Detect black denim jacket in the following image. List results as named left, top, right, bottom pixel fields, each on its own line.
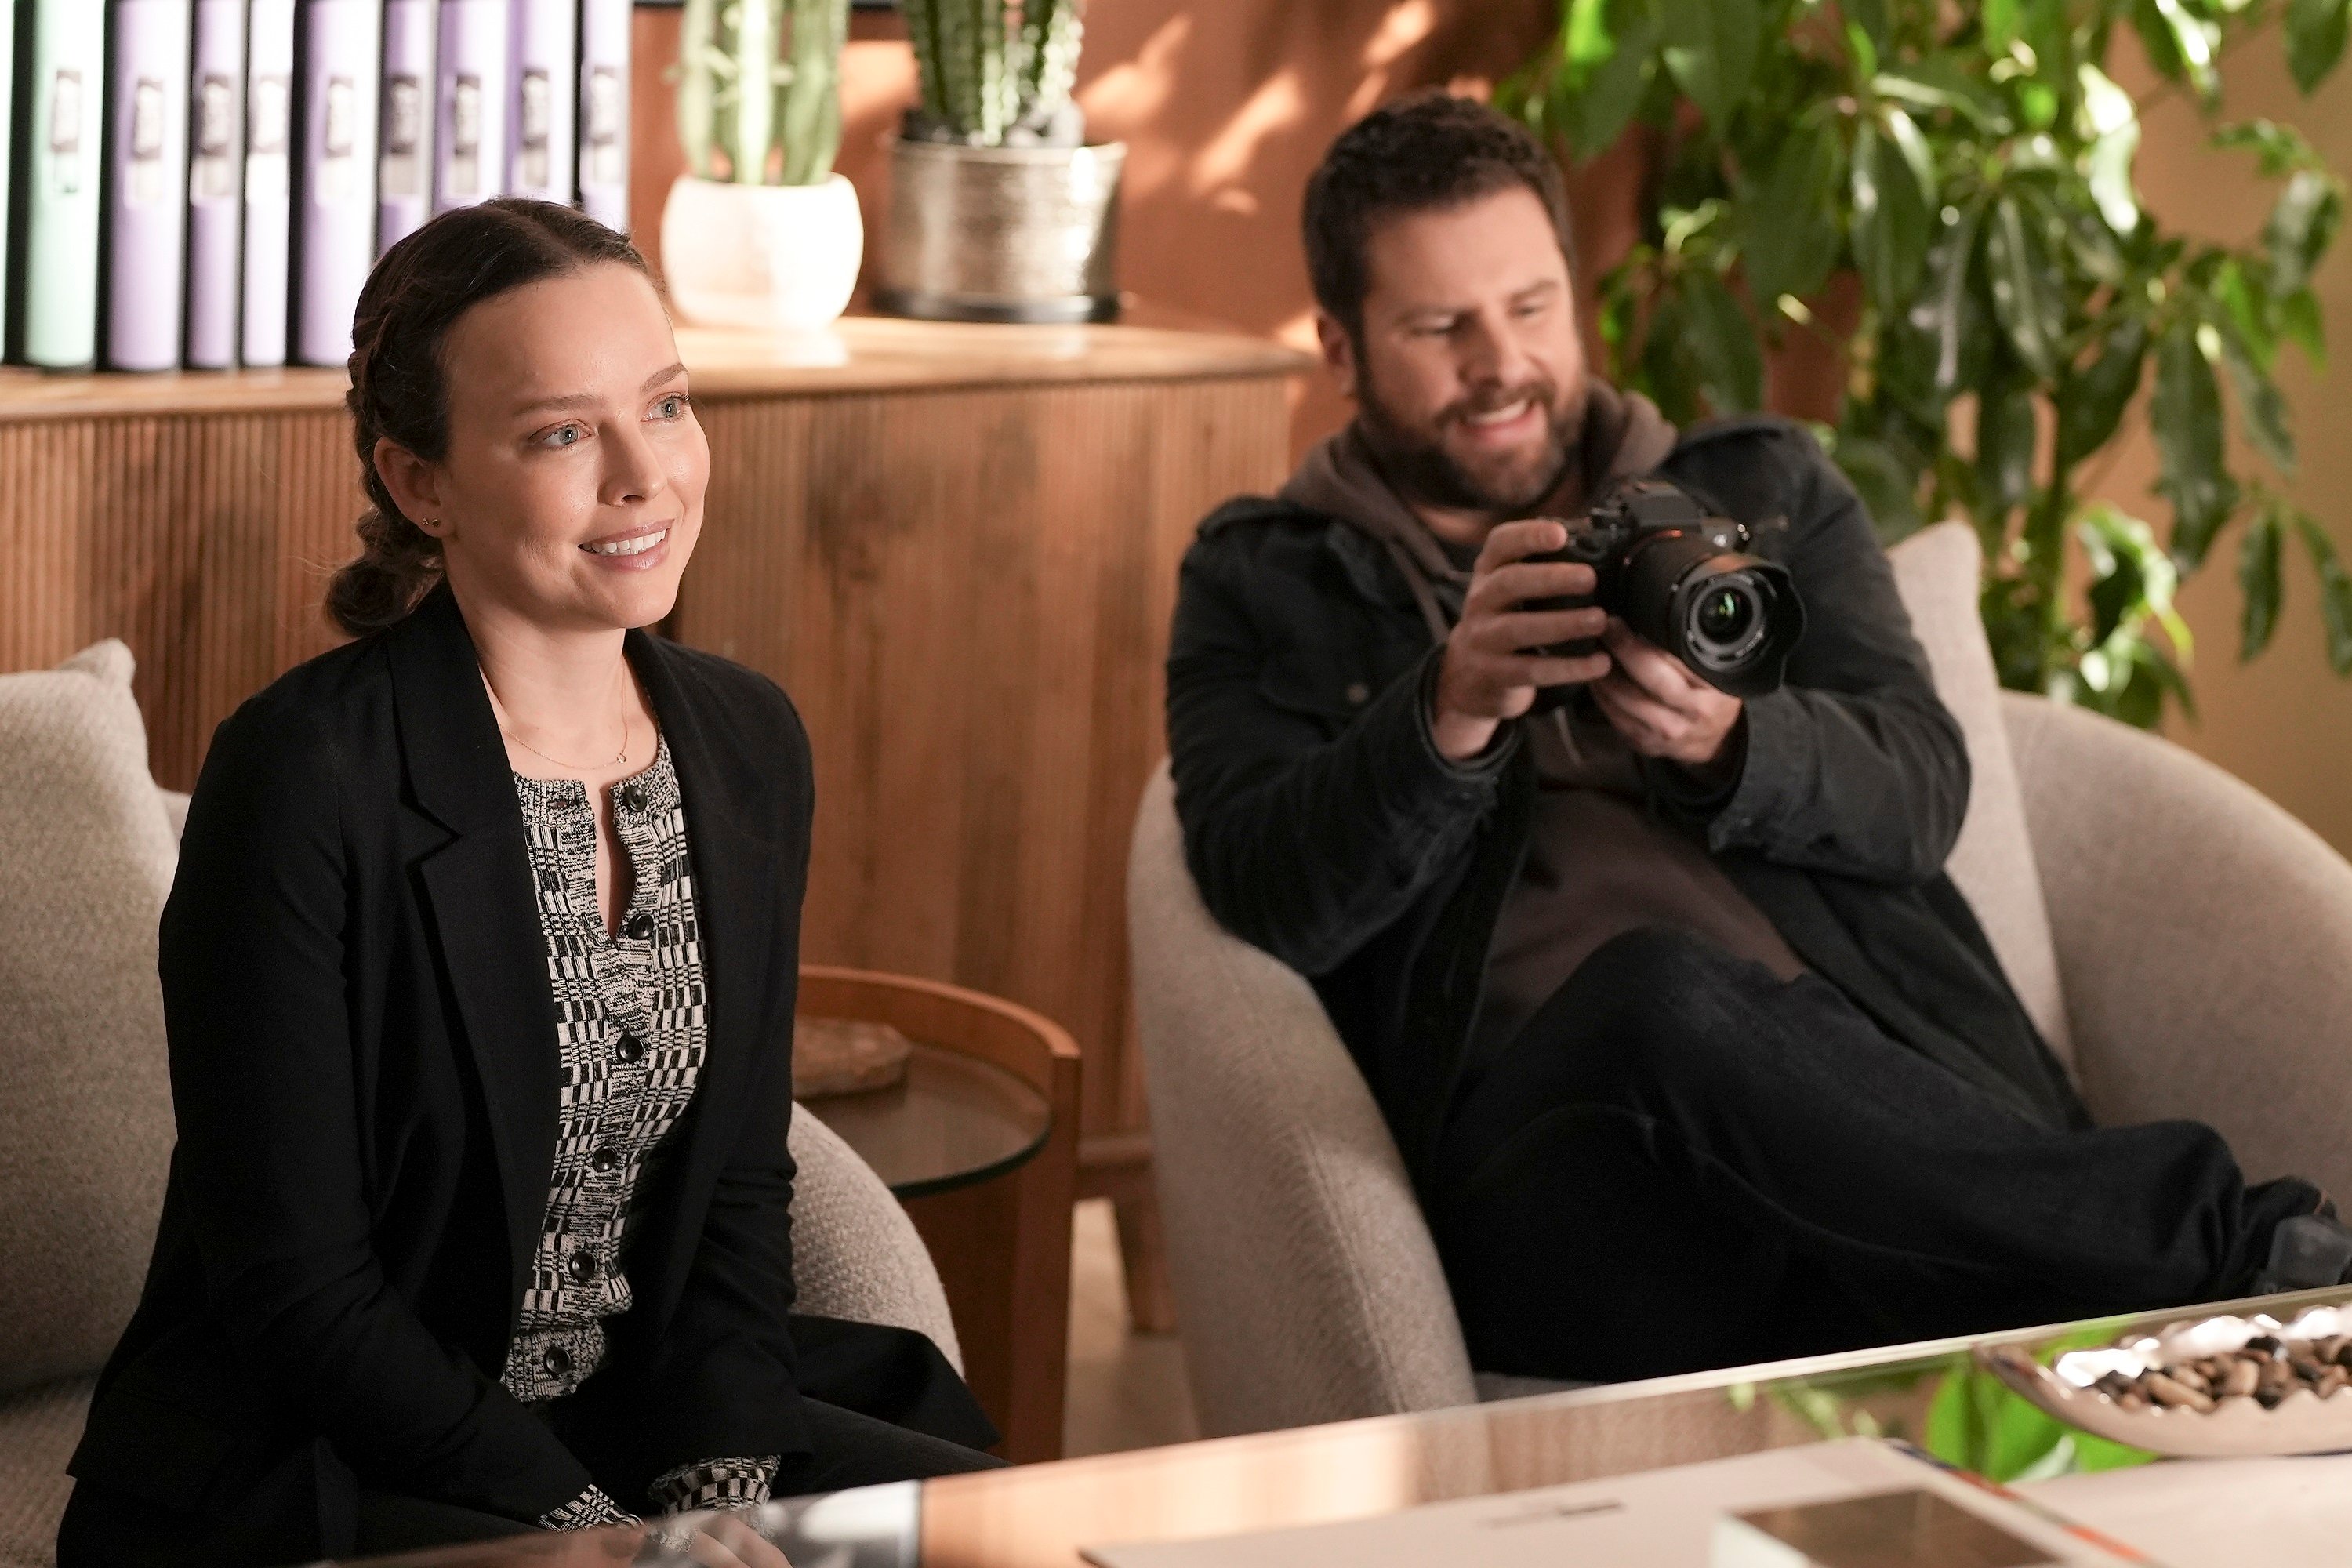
left=1165, top=414, right=2085, bottom=1185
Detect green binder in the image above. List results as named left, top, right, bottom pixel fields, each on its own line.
left=17, top=0, right=103, bottom=368
left=0, top=9, right=16, bottom=340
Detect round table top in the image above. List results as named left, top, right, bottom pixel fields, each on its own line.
left=799, top=1039, right=1052, bottom=1200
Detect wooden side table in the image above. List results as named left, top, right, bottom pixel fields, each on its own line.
left=797, top=965, right=1083, bottom=1465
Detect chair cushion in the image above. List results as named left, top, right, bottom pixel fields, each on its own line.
left=786, top=1106, right=963, bottom=1373
left=1882, top=524, right=2072, bottom=1064
left=0, top=1377, right=92, bottom=1568
left=0, top=643, right=179, bottom=1394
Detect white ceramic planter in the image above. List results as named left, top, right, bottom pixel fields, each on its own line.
left=660, top=172, right=863, bottom=332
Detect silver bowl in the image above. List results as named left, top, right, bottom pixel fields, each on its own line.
left=1978, top=1304, right=2352, bottom=1457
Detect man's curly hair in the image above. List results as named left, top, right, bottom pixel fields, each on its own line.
left=1303, top=90, right=1575, bottom=339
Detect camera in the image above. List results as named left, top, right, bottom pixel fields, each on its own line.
left=1523, top=477, right=1805, bottom=701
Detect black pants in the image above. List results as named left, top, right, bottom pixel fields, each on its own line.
left=1427, top=928, right=2319, bottom=1384
left=58, top=1319, right=1001, bottom=1566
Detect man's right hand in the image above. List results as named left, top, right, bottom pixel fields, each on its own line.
left=1428, top=519, right=1613, bottom=762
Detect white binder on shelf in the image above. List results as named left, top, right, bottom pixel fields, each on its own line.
left=185, top=0, right=246, bottom=368
left=241, top=0, right=298, bottom=367
left=577, top=0, right=630, bottom=232
left=506, top=0, right=573, bottom=204
left=377, top=0, right=435, bottom=252
left=434, top=0, right=507, bottom=214
left=106, top=0, right=194, bottom=372
left=293, top=0, right=381, bottom=366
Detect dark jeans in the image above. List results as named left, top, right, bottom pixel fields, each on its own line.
left=59, top=1318, right=1001, bottom=1568
left=59, top=1399, right=1003, bottom=1566
left=1428, top=927, right=2319, bottom=1384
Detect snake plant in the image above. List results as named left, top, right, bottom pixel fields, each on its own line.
left=674, top=0, right=848, bottom=186
left=901, top=0, right=1085, bottom=147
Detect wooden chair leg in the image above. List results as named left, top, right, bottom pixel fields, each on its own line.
left=1111, top=1184, right=1178, bottom=1334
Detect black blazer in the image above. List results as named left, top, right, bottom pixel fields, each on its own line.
left=69, top=585, right=815, bottom=1545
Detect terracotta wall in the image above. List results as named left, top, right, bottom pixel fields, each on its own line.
left=630, top=5, right=2352, bottom=856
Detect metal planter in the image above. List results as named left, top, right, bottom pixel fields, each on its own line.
left=876, top=139, right=1125, bottom=324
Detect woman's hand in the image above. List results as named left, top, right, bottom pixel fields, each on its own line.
left=635, top=1512, right=793, bottom=1568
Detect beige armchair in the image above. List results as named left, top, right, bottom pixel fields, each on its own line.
left=0, top=644, right=959, bottom=1568
left=1129, top=523, right=2352, bottom=1439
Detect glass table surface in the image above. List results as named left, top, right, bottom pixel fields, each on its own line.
left=799, top=1040, right=1052, bottom=1200
left=347, top=1283, right=2352, bottom=1568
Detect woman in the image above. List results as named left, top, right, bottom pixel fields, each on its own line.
left=58, top=201, right=997, bottom=1567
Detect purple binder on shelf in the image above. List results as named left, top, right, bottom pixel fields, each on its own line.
left=434, top=0, right=508, bottom=213
left=506, top=0, right=573, bottom=204
left=294, top=0, right=382, bottom=366
left=106, top=0, right=195, bottom=372
left=378, top=0, right=435, bottom=252
left=242, top=0, right=298, bottom=368
left=577, top=0, right=630, bottom=232
left=185, top=0, right=246, bottom=368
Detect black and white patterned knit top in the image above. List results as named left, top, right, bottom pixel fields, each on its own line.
left=506, top=735, right=779, bottom=1529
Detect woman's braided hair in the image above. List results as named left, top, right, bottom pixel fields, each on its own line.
left=327, top=198, right=652, bottom=637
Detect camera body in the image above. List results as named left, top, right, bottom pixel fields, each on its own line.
left=1523, top=477, right=1806, bottom=701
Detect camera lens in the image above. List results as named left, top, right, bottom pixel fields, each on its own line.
left=1696, top=586, right=1755, bottom=646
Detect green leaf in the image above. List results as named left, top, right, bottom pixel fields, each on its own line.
left=2280, top=285, right=2327, bottom=367
left=1846, top=0, right=1889, bottom=56
left=2267, top=169, right=2344, bottom=296
left=2240, top=506, right=2285, bottom=659
left=2153, top=323, right=2241, bottom=567
left=1851, top=120, right=1933, bottom=314
left=2210, top=258, right=2277, bottom=371
left=2213, top=316, right=2296, bottom=474
left=1913, top=199, right=1988, bottom=402
left=1976, top=372, right=2038, bottom=521
left=1874, top=60, right=2012, bottom=132
left=2292, top=514, right=2352, bottom=673
left=2059, top=316, right=2149, bottom=466
left=1745, top=125, right=1845, bottom=307
left=1638, top=289, right=1704, bottom=423
left=1659, top=0, right=1761, bottom=129
left=2076, top=64, right=2140, bottom=235
left=2296, top=517, right=2352, bottom=672
left=2214, top=118, right=2323, bottom=180
left=2140, top=0, right=2220, bottom=100
left=1555, top=0, right=1661, bottom=158
left=2288, top=0, right=2351, bottom=93
left=1987, top=194, right=2067, bottom=379
left=1679, top=268, right=1765, bottom=411
left=1983, top=0, right=2023, bottom=53
left=1830, top=432, right=1924, bottom=541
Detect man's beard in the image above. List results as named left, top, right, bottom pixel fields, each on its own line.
left=1358, top=374, right=1586, bottom=517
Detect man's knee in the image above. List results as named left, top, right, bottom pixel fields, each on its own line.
left=1559, top=927, right=1769, bottom=1084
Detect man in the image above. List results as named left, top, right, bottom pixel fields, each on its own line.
left=1165, top=92, right=2350, bottom=1383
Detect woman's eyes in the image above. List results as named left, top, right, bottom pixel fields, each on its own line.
left=530, top=395, right=689, bottom=449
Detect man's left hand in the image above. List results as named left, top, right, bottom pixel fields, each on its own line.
left=1592, top=619, right=1744, bottom=774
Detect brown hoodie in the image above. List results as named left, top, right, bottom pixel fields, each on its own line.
left=1280, top=385, right=1803, bottom=1070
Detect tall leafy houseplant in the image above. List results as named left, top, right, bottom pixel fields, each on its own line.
left=1501, top=0, right=2352, bottom=726
left=675, top=0, right=849, bottom=185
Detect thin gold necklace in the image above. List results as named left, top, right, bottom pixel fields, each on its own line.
left=490, top=664, right=631, bottom=772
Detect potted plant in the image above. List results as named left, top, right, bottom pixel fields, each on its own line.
left=662, top=0, right=858, bottom=332
left=877, top=0, right=1123, bottom=322
left=1501, top=0, right=2352, bottom=728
